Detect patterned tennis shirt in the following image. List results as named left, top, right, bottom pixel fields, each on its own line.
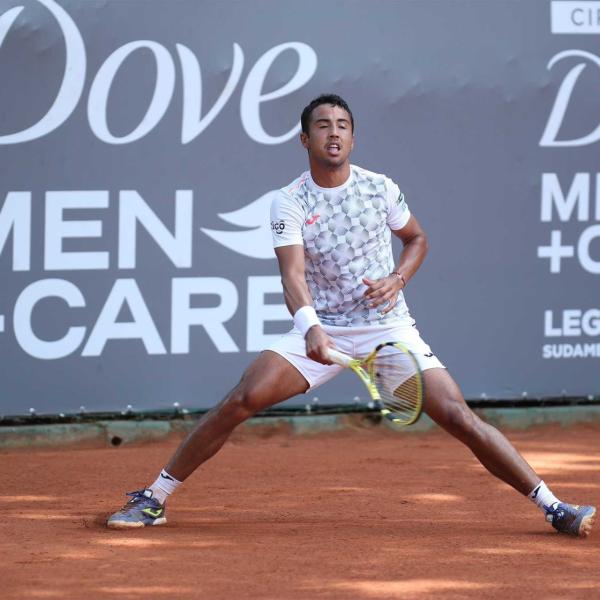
left=270, top=165, right=413, bottom=327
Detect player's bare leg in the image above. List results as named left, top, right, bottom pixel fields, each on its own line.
left=165, top=350, right=309, bottom=481
left=422, top=368, right=539, bottom=494
left=107, top=351, right=308, bottom=528
left=422, top=368, right=596, bottom=536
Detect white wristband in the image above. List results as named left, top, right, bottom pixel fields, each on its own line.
left=293, top=305, right=321, bottom=337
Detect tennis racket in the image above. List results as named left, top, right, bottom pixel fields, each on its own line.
left=328, top=342, right=424, bottom=426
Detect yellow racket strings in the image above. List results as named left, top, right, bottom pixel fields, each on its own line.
left=370, top=348, right=422, bottom=421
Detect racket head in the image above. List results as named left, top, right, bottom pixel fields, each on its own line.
left=328, top=347, right=381, bottom=400
left=366, top=341, right=424, bottom=426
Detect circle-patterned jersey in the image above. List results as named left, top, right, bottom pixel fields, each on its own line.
left=271, top=165, right=412, bottom=326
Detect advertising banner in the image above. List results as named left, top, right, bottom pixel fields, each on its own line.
left=0, top=0, right=598, bottom=415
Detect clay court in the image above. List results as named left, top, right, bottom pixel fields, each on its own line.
left=3, top=421, right=599, bottom=600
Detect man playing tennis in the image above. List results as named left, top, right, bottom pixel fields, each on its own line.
left=108, top=94, right=595, bottom=537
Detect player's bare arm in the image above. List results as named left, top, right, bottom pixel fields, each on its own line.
left=363, top=215, right=428, bottom=315
left=275, top=245, right=334, bottom=365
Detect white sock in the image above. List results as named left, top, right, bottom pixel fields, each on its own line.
left=528, top=480, right=560, bottom=514
left=148, top=469, right=181, bottom=505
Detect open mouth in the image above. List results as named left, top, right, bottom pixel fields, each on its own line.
left=326, top=143, right=341, bottom=154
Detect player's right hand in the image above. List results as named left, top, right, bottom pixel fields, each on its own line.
left=305, top=326, right=335, bottom=365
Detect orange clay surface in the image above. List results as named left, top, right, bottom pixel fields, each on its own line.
left=2, top=421, right=600, bottom=600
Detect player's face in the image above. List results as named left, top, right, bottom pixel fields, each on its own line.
left=301, top=104, right=354, bottom=168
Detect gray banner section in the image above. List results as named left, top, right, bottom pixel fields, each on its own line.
left=0, top=0, right=598, bottom=415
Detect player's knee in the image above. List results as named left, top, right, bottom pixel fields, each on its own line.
left=443, top=402, right=479, bottom=441
left=223, top=385, right=263, bottom=423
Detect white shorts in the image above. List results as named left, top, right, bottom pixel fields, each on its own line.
left=267, top=321, right=445, bottom=391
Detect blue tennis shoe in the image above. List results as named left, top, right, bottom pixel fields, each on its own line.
left=545, top=502, right=596, bottom=537
left=107, top=489, right=166, bottom=529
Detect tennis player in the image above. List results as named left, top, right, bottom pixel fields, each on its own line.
left=108, top=94, right=595, bottom=537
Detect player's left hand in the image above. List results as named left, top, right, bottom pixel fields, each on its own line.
left=362, top=275, right=405, bottom=315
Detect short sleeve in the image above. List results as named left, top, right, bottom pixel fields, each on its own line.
left=270, top=190, right=305, bottom=247
left=385, top=178, right=411, bottom=230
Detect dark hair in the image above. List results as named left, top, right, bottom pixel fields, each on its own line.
left=300, top=94, right=354, bottom=134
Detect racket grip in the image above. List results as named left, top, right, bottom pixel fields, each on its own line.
left=327, top=348, right=353, bottom=367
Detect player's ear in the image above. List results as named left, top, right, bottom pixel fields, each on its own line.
left=300, top=131, right=309, bottom=149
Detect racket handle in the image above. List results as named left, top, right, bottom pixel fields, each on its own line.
left=327, top=348, right=353, bottom=367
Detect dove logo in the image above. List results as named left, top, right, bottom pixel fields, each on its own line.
left=0, top=0, right=318, bottom=145
left=200, top=191, right=278, bottom=259
left=540, top=50, right=600, bottom=147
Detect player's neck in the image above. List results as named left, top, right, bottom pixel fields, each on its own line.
left=309, top=162, right=351, bottom=188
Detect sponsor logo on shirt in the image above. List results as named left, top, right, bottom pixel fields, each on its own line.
left=305, top=214, right=320, bottom=225
left=271, top=220, right=286, bottom=234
